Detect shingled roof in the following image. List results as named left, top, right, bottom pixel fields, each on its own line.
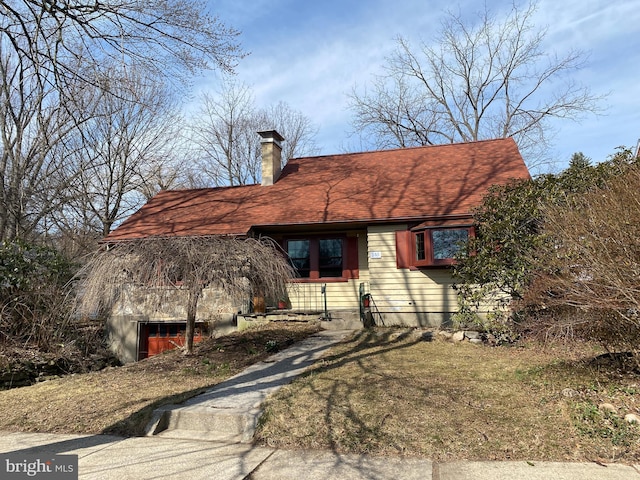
left=105, top=138, right=530, bottom=241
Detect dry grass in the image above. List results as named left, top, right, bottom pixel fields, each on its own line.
left=255, top=328, right=640, bottom=464
left=2, top=324, right=639, bottom=463
left=0, top=321, right=320, bottom=436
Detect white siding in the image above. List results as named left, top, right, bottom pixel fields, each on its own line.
left=287, top=233, right=368, bottom=313
left=367, top=224, right=458, bottom=327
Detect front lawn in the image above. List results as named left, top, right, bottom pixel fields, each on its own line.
left=255, top=328, right=640, bottom=463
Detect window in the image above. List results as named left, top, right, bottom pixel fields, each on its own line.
left=416, top=228, right=470, bottom=265
left=285, top=236, right=358, bottom=281
left=319, top=239, right=343, bottom=277
left=432, top=228, right=469, bottom=260
left=415, top=232, right=425, bottom=262
left=287, top=240, right=310, bottom=278
left=396, top=226, right=473, bottom=268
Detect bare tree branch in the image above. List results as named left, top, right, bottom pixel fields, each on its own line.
left=0, top=45, right=81, bottom=241
left=0, top=0, right=244, bottom=92
left=189, top=78, right=318, bottom=187
left=59, top=64, right=184, bottom=237
left=349, top=1, right=603, bottom=168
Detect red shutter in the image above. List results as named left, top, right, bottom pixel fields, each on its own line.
left=395, top=230, right=413, bottom=269
left=344, top=236, right=359, bottom=279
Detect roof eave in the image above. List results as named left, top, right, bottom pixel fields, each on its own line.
left=249, top=213, right=475, bottom=233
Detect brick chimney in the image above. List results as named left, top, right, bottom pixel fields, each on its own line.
left=258, top=130, right=284, bottom=186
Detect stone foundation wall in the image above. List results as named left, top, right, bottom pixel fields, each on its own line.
left=107, top=284, right=243, bottom=363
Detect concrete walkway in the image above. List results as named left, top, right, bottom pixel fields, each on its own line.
left=2, top=329, right=640, bottom=479
left=1, top=431, right=639, bottom=479
left=145, top=329, right=350, bottom=443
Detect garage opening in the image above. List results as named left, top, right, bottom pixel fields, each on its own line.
left=138, top=322, right=206, bottom=360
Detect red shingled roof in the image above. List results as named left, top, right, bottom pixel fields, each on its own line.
left=105, top=138, right=530, bottom=241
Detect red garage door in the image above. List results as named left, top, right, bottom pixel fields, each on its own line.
left=138, top=323, right=204, bottom=360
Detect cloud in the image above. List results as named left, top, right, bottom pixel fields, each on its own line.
left=531, top=0, right=640, bottom=163
left=202, top=0, right=640, bottom=165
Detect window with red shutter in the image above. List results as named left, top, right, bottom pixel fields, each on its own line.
left=396, top=226, right=474, bottom=268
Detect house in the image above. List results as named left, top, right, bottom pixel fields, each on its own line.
left=105, top=131, right=530, bottom=362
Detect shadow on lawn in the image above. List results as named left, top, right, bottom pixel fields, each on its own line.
left=322, top=329, right=426, bottom=453
left=312, top=327, right=425, bottom=377
left=248, top=328, right=640, bottom=462
left=256, top=327, right=428, bottom=454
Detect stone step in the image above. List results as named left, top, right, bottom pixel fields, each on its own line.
left=213, top=313, right=237, bottom=335
left=320, top=317, right=362, bottom=330
left=147, top=406, right=262, bottom=444
left=155, top=429, right=245, bottom=444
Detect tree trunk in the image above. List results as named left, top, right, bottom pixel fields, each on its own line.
left=185, top=287, right=201, bottom=354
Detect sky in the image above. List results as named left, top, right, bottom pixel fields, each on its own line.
left=201, top=0, right=640, bottom=172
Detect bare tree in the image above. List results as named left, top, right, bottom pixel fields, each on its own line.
left=191, top=79, right=257, bottom=186
left=349, top=1, right=601, bottom=167
left=0, top=0, right=243, bottom=92
left=77, top=235, right=294, bottom=354
left=190, top=78, right=318, bottom=187
left=136, top=151, right=191, bottom=202
left=0, top=1, right=242, bottom=246
left=60, top=65, right=184, bottom=237
left=259, top=101, right=319, bottom=165
left=0, top=47, right=80, bottom=241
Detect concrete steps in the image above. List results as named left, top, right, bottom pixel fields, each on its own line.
left=149, top=406, right=262, bottom=443
left=155, top=429, right=244, bottom=443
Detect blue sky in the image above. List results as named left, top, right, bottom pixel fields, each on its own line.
left=203, top=0, right=640, bottom=171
